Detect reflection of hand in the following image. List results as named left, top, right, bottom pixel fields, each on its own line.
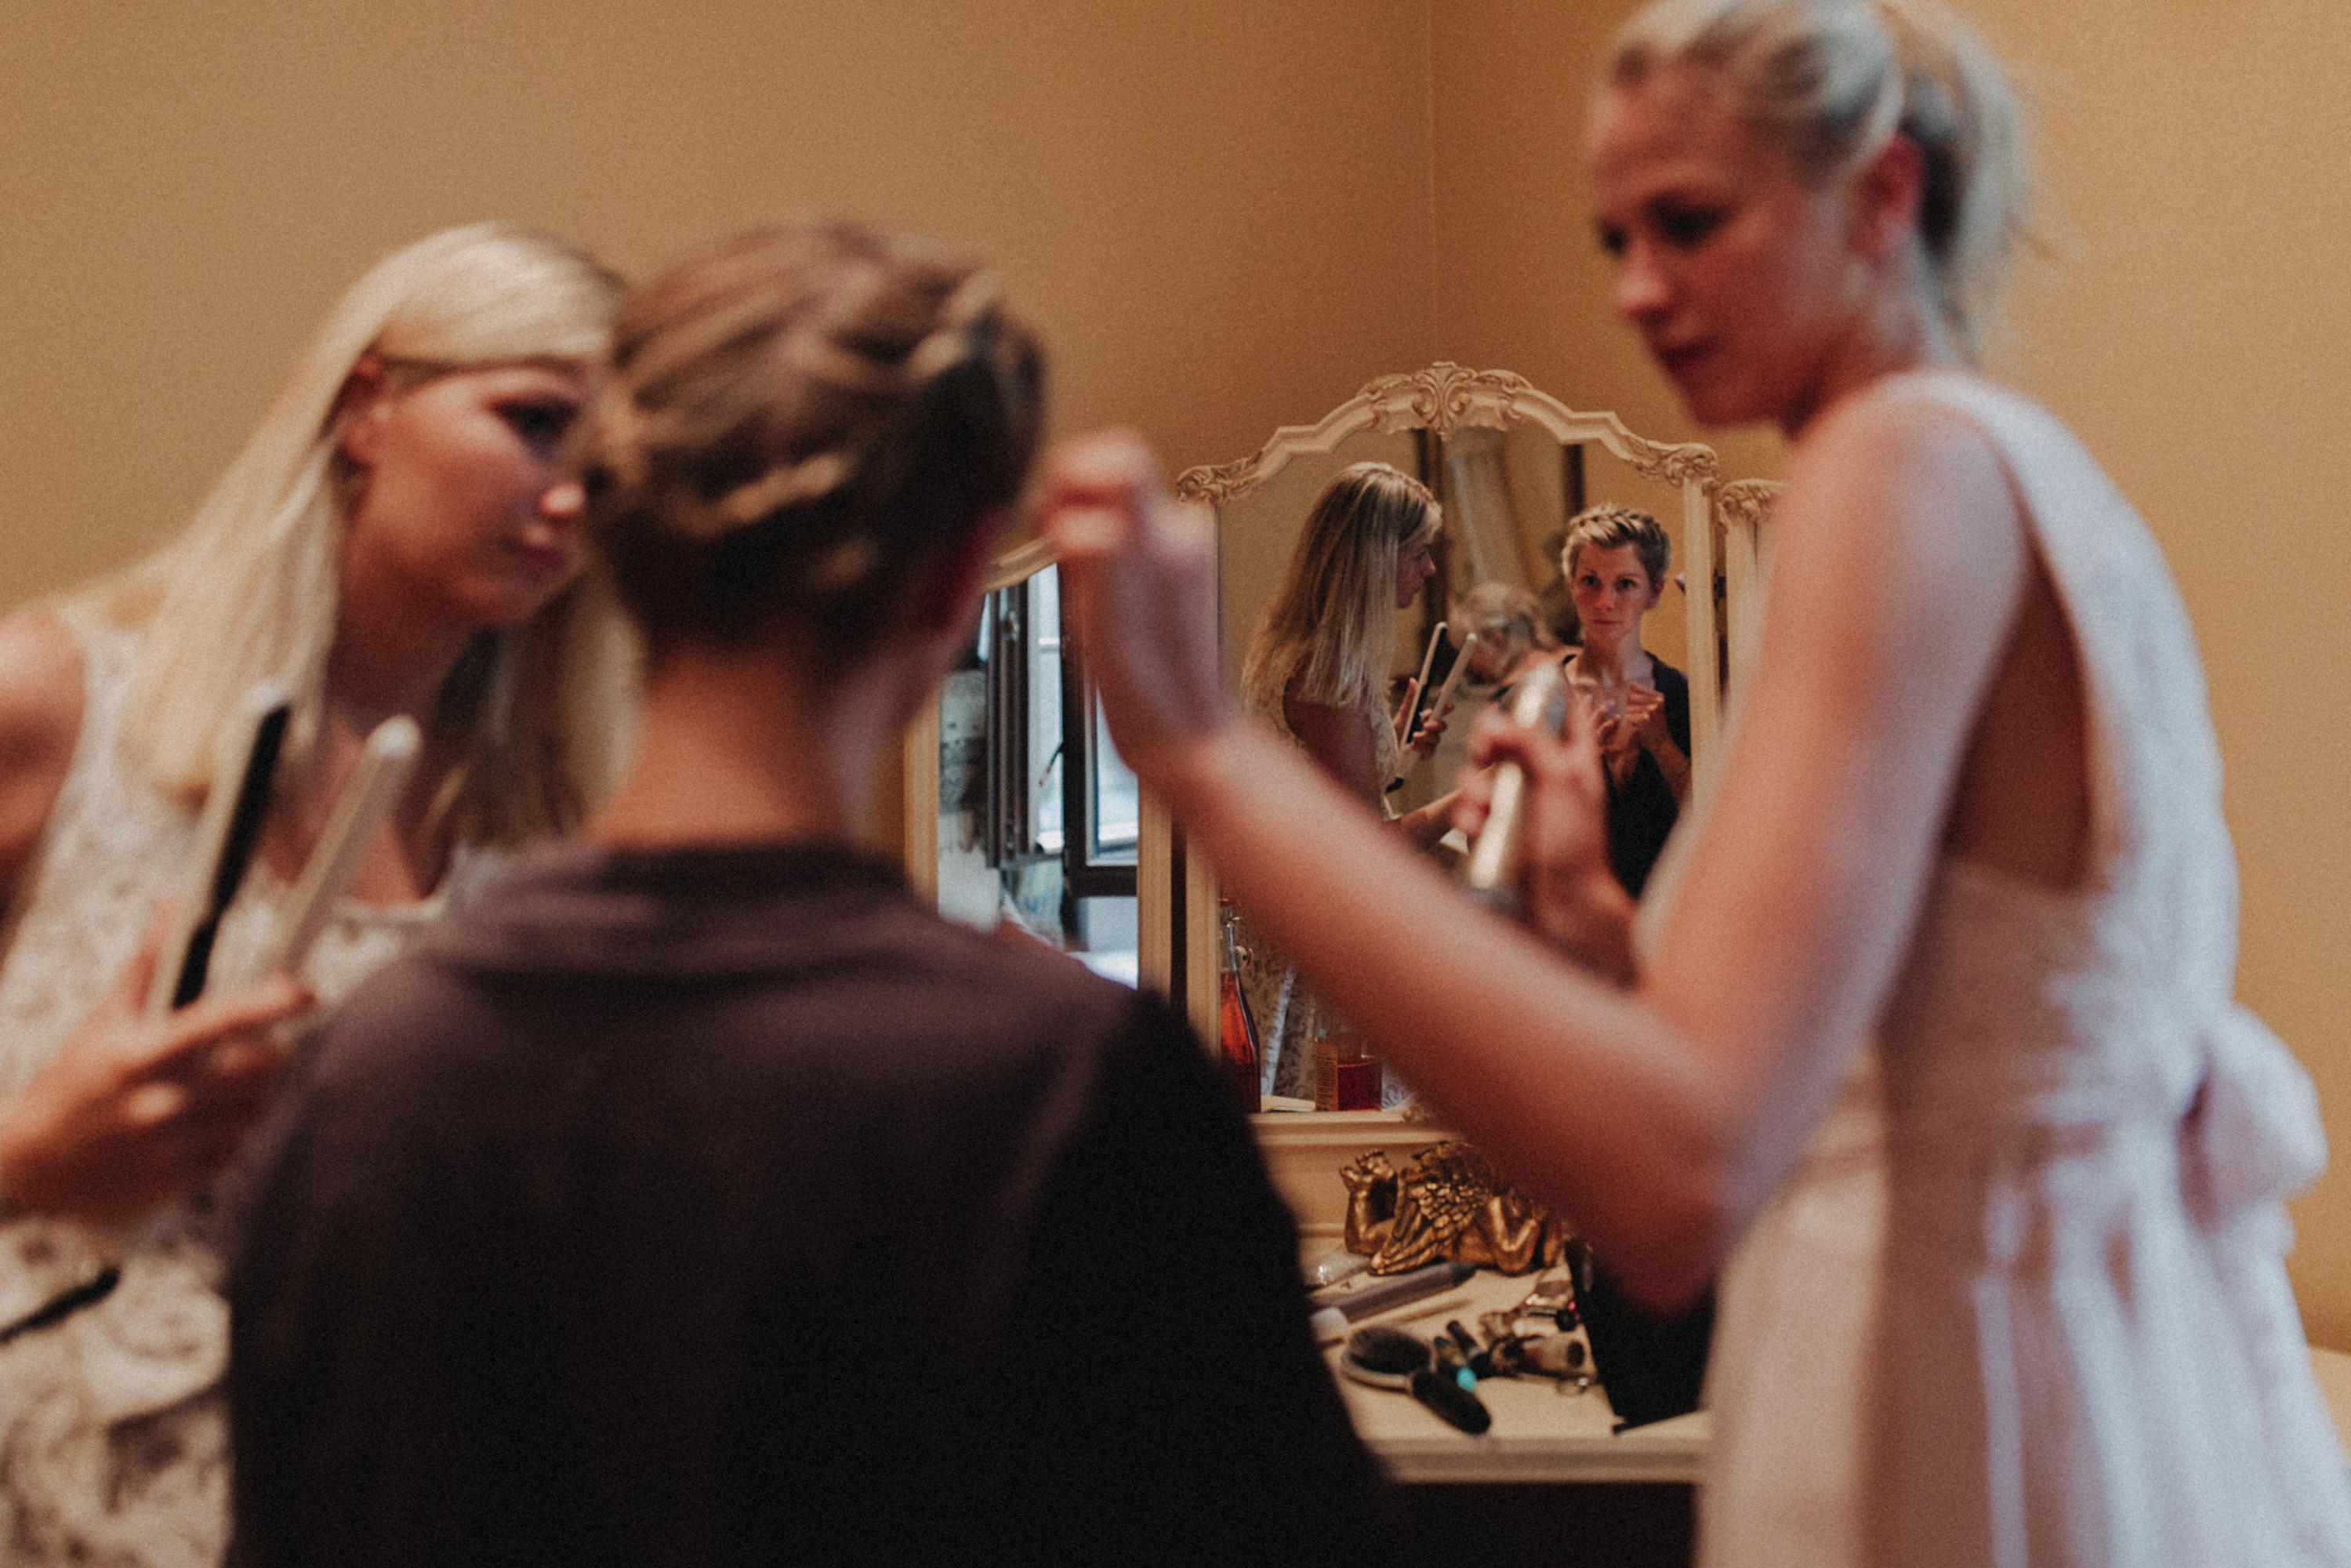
left=0, top=909, right=312, bottom=1226
left=1621, top=683, right=1667, bottom=750
left=1039, top=433, right=1233, bottom=782
left=1452, top=694, right=1634, bottom=981
left=1395, top=678, right=1449, bottom=758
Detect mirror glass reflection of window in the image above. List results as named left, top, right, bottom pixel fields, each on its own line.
left=934, top=563, right=1139, bottom=985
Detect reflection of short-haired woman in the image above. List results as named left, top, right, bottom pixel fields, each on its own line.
left=1240, top=462, right=1453, bottom=846
left=1560, top=504, right=1689, bottom=896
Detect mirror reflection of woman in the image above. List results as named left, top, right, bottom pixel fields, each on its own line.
left=1239, top=462, right=1454, bottom=848
left=0, top=224, right=626, bottom=1566
left=1043, top=0, right=2351, bottom=1562
left=1559, top=505, right=1690, bottom=897
left=1235, top=462, right=1450, bottom=1105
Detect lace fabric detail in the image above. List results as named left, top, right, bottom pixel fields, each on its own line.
left=0, top=614, right=495, bottom=1567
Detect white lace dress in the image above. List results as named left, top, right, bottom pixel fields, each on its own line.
left=1656, top=372, right=2351, bottom=1567
left=0, top=611, right=496, bottom=1567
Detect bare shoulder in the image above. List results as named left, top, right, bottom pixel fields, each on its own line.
left=1775, top=383, right=2029, bottom=624
left=0, top=608, right=86, bottom=895
left=1791, top=385, right=2020, bottom=544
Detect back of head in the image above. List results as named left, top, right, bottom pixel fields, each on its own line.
left=584, top=224, right=1045, bottom=671
left=1562, top=503, right=1671, bottom=590
left=1452, top=582, right=1550, bottom=667
left=1242, top=462, right=1438, bottom=715
left=121, top=223, right=627, bottom=835
left=1606, top=0, right=2030, bottom=361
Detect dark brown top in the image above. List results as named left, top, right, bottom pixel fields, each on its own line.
left=229, top=840, right=1388, bottom=1567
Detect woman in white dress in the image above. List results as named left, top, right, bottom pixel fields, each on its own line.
left=0, top=224, right=629, bottom=1565
left=1040, top=0, right=2351, bottom=1562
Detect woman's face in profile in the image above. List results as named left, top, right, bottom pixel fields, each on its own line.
left=1394, top=526, right=1438, bottom=609
left=339, top=361, right=600, bottom=631
left=1586, top=64, right=1860, bottom=428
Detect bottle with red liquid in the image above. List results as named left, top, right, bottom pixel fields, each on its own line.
left=1309, top=1000, right=1381, bottom=1112
left=1216, top=902, right=1261, bottom=1116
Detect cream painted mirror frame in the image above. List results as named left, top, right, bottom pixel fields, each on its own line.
left=1172, top=362, right=1780, bottom=1063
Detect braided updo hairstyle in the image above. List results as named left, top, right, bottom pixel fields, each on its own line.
left=1605, top=0, right=2030, bottom=362
left=585, top=223, right=1045, bottom=666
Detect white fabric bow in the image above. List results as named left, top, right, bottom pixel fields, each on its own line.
left=2182, top=1003, right=2327, bottom=1232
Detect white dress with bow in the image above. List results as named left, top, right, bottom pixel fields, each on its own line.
left=1671, top=372, right=2351, bottom=1567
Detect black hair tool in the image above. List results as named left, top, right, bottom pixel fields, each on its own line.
left=1340, top=1324, right=1492, bottom=1436
left=147, top=680, right=294, bottom=1016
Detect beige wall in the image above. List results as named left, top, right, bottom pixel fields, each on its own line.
left=0, top=0, right=1436, bottom=615
left=12, top=0, right=2351, bottom=1344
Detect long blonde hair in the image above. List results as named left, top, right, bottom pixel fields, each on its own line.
left=1242, top=462, right=1439, bottom=720
left=87, top=223, right=631, bottom=845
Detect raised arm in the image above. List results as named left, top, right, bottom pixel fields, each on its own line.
left=1043, top=401, right=2041, bottom=1305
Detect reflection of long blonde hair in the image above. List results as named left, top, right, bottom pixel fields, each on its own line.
left=87, top=223, right=632, bottom=845
left=1242, top=462, right=1437, bottom=721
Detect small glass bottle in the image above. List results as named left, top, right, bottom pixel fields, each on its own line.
left=1216, top=901, right=1262, bottom=1116
left=1311, top=1003, right=1381, bottom=1112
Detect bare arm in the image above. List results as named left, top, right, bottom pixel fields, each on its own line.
left=1286, top=686, right=1459, bottom=850
left=1043, top=404, right=2038, bottom=1305
left=1283, top=688, right=1384, bottom=808
left=0, top=608, right=87, bottom=913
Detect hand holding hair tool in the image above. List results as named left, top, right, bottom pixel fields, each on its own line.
left=259, top=715, right=420, bottom=978
left=8, top=681, right=295, bottom=1347
left=147, top=681, right=294, bottom=1017
left=1427, top=630, right=1483, bottom=719
left=1390, top=621, right=1449, bottom=782
left=1406, top=621, right=1447, bottom=728
left=1464, top=663, right=1566, bottom=899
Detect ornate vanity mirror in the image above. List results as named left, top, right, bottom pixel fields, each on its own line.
left=898, top=366, right=1776, bottom=1241
left=1174, top=363, right=1776, bottom=1205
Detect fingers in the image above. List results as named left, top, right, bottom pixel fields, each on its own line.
left=1041, top=500, right=1130, bottom=559
left=1449, top=761, right=1496, bottom=840
left=1041, top=433, right=1216, bottom=570
left=139, top=975, right=311, bottom=1080
left=1041, top=427, right=1164, bottom=502
left=95, top=905, right=173, bottom=1023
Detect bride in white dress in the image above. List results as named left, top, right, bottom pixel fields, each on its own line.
left=1038, top=0, right=2351, bottom=1563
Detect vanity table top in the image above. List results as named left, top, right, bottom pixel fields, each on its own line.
left=1330, top=1269, right=2351, bottom=1488
left=1321, top=1266, right=1707, bottom=1485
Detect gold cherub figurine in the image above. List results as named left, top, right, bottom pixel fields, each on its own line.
left=1342, top=1143, right=1569, bottom=1276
